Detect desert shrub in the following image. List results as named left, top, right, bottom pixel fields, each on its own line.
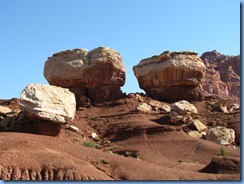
left=99, top=158, right=109, bottom=164
left=82, top=140, right=100, bottom=149
left=217, top=148, right=228, bottom=157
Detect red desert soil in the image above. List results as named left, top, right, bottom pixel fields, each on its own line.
left=0, top=97, right=240, bottom=180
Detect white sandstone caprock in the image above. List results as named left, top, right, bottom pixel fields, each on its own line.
left=19, top=84, right=76, bottom=124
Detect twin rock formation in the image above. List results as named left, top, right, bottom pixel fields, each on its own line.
left=18, top=47, right=240, bottom=135
left=44, top=48, right=208, bottom=104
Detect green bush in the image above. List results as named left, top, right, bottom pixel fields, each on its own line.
left=99, top=158, right=109, bottom=164
left=82, top=140, right=100, bottom=149
left=217, top=148, right=228, bottom=157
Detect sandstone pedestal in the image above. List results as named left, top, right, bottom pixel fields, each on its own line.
left=44, top=47, right=126, bottom=105
left=133, top=51, right=206, bottom=102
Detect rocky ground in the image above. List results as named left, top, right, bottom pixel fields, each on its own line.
left=0, top=94, right=240, bottom=180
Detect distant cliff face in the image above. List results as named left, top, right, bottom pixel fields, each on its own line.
left=200, top=50, right=240, bottom=100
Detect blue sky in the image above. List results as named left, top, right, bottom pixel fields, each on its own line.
left=0, top=0, right=240, bottom=99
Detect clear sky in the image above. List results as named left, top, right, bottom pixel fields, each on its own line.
left=0, top=0, right=240, bottom=99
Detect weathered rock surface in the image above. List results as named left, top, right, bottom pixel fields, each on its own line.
left=200, top=50, right=240, bottom=99
left=133, top=51, right=206, bottom=102
left=19, top=84, right=76, bottom=124
left=169, top=100, right=198, bottom=123
left=191, top=119, right=207, bottom=132
left=44, top=47, right=126, bottom=104
left=205, top=126, right=235, bottom=145
left=136, top=103, right=152, bottom=113
left=187, top=130, right=206, bottom=139
left=0, top=106, right=12, bottom=115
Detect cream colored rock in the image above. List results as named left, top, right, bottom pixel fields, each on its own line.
left=0, top=106, right=12, bottom=115
left=188, top=130, right=206, bottom=139
left=170, top=100, right=197, bottom=123
left=44, top=47, right=126, bottom=88
left=136, top=103, right=152, bottom=113
left=66, top=124, right=79, bottom=133
left=219, top=104, right=229, bottom=113
left=205, top=126, right=235, bottom=145
left=19, top=84, right=76, bottom=124
left=91, top=132, right=98, bottom=140
left=229, top=103, right=240, bottom=112
left=191, top=119, right=207, bottom=132
left=161, top=104, right=171, bottom=113
left=171, top=100, right=197, bottom=115
left=133, top=51, right=206, bottom=101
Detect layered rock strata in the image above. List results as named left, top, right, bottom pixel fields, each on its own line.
left=44, top=47, right=126, bottom=104
left=133, top=51, right=206, bottom=102
left=200, top=50, right=240, bottom=99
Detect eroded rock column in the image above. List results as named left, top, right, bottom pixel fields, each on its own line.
left=44, top=47, right=126, bottom=105
left=133, top=51, right=206, bottom=102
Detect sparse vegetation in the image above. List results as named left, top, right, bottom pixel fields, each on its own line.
left=217, top=148, right=228, bottom=157
left=72, top=139, right=79, bottom=143
left=89, top=116, right=100, bottom=121
left=99, top=158, right=109, bottom=164
left=82, top=140, right=100, bottom=149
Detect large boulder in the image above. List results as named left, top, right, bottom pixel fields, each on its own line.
left=133, top=51, right=206, bottom=102
left=205, top=126, right=235, bottom=145
left=44, top=47, right=126, bottom=104
left=19, top=84, right=76, bottom=124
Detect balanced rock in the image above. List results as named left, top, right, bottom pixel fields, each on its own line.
left=169, top=100, right=198, bottom=123
left=133, top=51, right=206, bottom=102
left=205, top=126, right=235, bottom=145
left=44, top=47, right=126, bottom=104
left=19, top=84, right=76, bottom=124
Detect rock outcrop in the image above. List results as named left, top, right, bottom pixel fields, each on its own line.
left=44, top=47, right=126, bottom=104
left=0, top=106, right=12, bottom=115
left=205, top=126, right=235, bottom=145
left=19, top=84, right=76, bottom=124
left=133, top=51, right=206, bottom=102
left=136, top=103, right=152, bottom=113
left=200, top=50, right=240, bottom=99
left=169, top=100, right=198, bottom=123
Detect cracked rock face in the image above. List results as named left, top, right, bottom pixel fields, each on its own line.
left=44, top=47, right=125, bottom=88
left=200, top=50, right=240, bottom=99
left=19, top=84, right=76, bottom=124
left=133, top=51, right=206, bottom=102
left=44, top=47, right=126, bottom=104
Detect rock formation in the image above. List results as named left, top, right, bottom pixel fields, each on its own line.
left=200, top=50, right=240, bottom=99
left=44, top=47, right=126, bottom=104
left=205, top=126, right=235, bottom=145
left=133, top=51, right=206, bottom=102
left=19, top=84, right=76, bottom=124
left=169, top=100, right=198, bottom=123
